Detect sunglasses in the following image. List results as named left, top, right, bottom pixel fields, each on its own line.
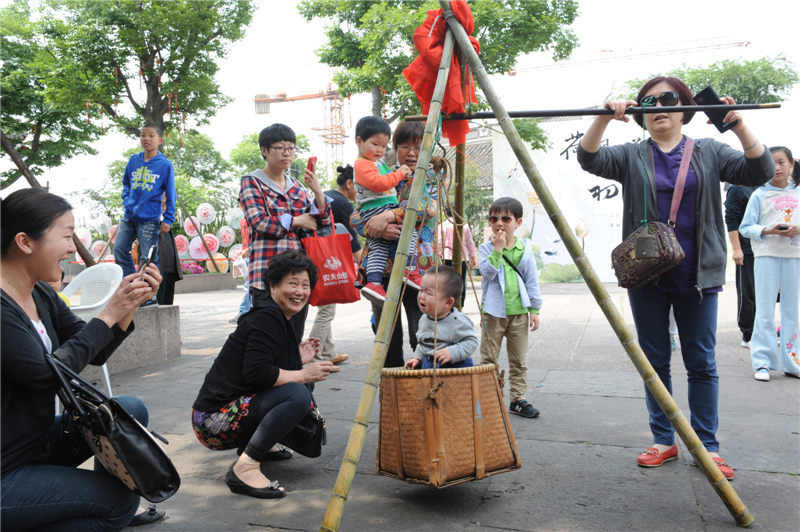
left=488, top=215, right=514, bottom=224
left=640, top=91, right=680, bottom=107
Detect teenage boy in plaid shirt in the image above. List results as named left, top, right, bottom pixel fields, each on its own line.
left=239, top=124, right=331, bottom=339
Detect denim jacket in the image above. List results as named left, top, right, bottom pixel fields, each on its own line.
left=479, top=238, right=542, bottom=318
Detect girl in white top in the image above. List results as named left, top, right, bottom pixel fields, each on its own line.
left=739, top=146, right=800, bottom=381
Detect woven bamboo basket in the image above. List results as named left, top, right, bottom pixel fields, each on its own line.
left=377, top=363, right=522, bottom=488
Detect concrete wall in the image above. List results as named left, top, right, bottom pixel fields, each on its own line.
left=80, top=305, right=181, bottom=383
left=175, top=273, right=236, bottom=294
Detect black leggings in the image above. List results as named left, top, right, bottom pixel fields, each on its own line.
left=242, top=382, right=311, bottom=462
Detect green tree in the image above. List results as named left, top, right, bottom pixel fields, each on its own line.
left=298, top=0, right=579, bottom=122
left=0, top=0, right=100, bottom=189
left=623, top=55, right=799, bottom=103
left=77, top=131, right=236, bottom=226
left=31, top=0, right=255, bottom=140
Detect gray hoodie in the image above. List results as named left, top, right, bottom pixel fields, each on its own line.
left=576, top=138, right=774, bottom=290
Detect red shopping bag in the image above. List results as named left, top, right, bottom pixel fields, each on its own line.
left=303, top=214, right=361, bottom=306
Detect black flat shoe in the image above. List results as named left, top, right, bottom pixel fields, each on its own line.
left=128, top=504, right=165, bottom=527
left=225, top=465, right=285, bottom=499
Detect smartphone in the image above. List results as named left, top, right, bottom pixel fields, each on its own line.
left=306, top=156, right=317, bottom=173
left=693, top=86, right=738, bottom=133
left=778, top=225, right=789, bottom=231
left=138, top=245, right=156, bottom=278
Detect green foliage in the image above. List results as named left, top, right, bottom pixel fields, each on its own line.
left=512, top=119, right=553, bottom=152
left=298, top=0, right=579, bottom=122
left=0, top=0, right=100, bottom=189
left=74, top=131, right=237, bottom=227
left=15, top=0, right=254, bottom=142
left=622, top=55, right=799, bottom=103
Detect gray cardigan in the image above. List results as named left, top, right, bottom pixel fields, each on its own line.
left=576, top=138, right=774, bottom=290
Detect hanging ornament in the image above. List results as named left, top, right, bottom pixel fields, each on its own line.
left=113, top=99, right=118, bottom=121
left=85, top=101, right=91, bottom=124
left=156, top=58, right=162, bottom=88
left=182, top=112, right=187, bottom=135
left=167, top=93, right=173, bottom=117
left=114, top=65, right=118, bottom=86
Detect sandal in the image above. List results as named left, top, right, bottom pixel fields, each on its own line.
left=128, top=504, right=165, bottom=527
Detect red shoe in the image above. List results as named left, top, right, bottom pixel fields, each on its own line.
left=637, top=444, right=678, bottom=467
left=713, top=457, right=734, bottom=481
left=361, top=282, right=386, bottom=307
left=404, top=269, right=422, bottom=291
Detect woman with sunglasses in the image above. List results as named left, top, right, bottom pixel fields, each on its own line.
left=577, top=76, right=774, bottom=480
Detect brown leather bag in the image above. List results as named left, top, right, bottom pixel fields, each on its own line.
left=611, top=137, right=694, bottom=289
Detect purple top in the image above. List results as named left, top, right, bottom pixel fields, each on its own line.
left=651, top=138, right=721, bottom=294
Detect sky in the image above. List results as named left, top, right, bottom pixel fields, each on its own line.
left=2, top=0, right=799, bottom=224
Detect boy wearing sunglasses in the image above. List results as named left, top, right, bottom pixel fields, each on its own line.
left=478, top=197, right=543, bottom=418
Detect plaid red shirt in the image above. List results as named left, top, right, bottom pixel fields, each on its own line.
left=239, top=171, right=331, bottom=291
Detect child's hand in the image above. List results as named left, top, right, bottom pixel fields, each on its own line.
left=529, top=313, right=540, bottom=332
left=404, top=358, right=421, bottom=369
left=435, top=348, right=452, bottom=365
left=492, top=229, right=506, bottom=251
left=398, top=164, right=412, bottom=178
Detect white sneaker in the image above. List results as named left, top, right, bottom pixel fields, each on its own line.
left=754, top=368, right=770, bottom=382
left=741, top=340, right=750, bottom=348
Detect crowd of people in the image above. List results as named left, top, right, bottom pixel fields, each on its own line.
left=2, top=75, right=798, bottom=530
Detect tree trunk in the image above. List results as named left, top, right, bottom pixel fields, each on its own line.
left=371, top=85, right=382, bottom=118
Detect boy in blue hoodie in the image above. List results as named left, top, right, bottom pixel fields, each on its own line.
left=113, top=124, right=177, bottom=308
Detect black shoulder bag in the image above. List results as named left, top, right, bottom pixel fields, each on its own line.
left=45, top=354, right=181, bottom=503
left=278, top=384, right=327, bottom=458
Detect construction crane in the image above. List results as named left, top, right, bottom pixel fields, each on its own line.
left=253, top=84, right=347, bottom=164
left=509, top=38, right=750, bottom=75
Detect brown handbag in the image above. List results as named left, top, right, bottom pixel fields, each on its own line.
left=612, top=137, right=694, bottom=289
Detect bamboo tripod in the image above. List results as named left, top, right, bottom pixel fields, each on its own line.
left=321, top=1, right=754, bottom=528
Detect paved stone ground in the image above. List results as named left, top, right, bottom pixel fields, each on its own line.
left=109, top=283, right=799, bottom=532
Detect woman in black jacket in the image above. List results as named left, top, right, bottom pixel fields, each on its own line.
left=192, top=250, right=332, bottom=499
left=1, top=188, right=163, bottom=531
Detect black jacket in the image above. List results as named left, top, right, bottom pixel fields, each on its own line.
left=724, top=185, right=757, bottom=255
left=192, top=297, right=302, bottom=413
left=1, top=282, right=133, bottom=478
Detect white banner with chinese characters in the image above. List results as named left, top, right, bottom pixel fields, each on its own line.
left=492, top=120, right=633, bottom=283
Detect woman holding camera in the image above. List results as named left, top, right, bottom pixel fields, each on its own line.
left=1, top=188, right=163, bottom=530
left=577, top=76, right=774, bottom=480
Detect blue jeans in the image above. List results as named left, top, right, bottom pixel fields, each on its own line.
left=239, top=258, right=252, bottom=316
left=113, top=218, right=161, bottom=277
left=421, top=356, right=474, bottom=369
left=628, top=285, right=720, bottom=452
left=1, top=396, right=148, bottom=532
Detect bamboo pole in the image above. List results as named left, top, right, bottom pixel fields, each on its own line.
left=1, top=128, right=96, bottom=267
left=175, top=196, right=220, bottom=273
left=451, top=46, right=467, bottom=310
left=439, top=1, right=754, bottom=527
left=404, top=102, right=781, bottom=121
left=319, top=29, right=457, bottom=532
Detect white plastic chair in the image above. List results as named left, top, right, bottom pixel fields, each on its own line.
left=61, top=263, right=124, bottom=397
